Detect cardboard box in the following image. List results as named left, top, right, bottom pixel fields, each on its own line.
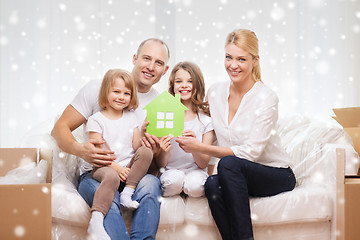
left=344, top=177, right=360, bottom=240
left=333, top=107, right=360, bottom=156
left=0, top=148, right=52, bottom=240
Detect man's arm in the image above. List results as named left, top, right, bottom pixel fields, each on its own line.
left=51, top=104, right=115, bottom=166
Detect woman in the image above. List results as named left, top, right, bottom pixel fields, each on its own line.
left=176, top=29, right=296, bottom=240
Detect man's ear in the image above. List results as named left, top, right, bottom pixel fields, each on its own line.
left=132, top=54, right=137, bottom=65
left=162, top=65, right=169, bottom=76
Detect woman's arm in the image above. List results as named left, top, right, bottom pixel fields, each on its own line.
left=182, top=130, right=215, bottom=169
left=176, top=136, right=234, bottom=159
left=207, top=164, right=215, bottom=175
left=229, top=95, right=278, bottom=161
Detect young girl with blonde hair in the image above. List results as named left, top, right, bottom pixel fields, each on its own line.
left=85, top=69, right=153, bottom=240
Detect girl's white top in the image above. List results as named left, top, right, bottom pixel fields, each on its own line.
left=166, top=112, right=213, bottom=172
left=71, top=79, right=159, bottom=174
left=83, top=111, right=138, bottom=173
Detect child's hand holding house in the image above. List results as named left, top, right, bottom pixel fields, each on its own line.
left=159, top=135, right=174, bottom=153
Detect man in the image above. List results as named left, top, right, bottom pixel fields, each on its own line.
left=51, top=38, right=169, bottom=239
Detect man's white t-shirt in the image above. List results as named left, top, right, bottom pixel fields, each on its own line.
left=70, top=79, right=159, bottom=173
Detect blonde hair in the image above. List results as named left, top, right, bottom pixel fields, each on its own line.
left=98, top=69, right=138, bottom=111
left=225, top=29, right=261, bottom=82
left=168, top=61, right=210, bottom=116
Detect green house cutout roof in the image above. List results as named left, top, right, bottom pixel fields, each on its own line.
left=143, top=91, right=188, bottom=137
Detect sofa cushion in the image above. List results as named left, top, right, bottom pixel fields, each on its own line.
left=185, top=197, right=215, bottom=225
left=276, top=115, right=351, bottom=185
left=250, top=185, right=332, bottom=225
left=51, top=181, right=91, bottom=227
left=159, top=195, right=186, bottom=225
left=171, top=185, right=332, bottom=227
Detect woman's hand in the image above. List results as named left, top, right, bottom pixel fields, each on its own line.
left=182, top=130, right=196, bottom=138
left=176, top=135, right=201, bottom=153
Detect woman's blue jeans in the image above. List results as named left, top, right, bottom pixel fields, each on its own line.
left=78, top=171, right=161, bottom=240
left=205, top=156, right=296, bottom=240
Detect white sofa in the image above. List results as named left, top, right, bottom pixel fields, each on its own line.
left=20, top=115, right=359, bottom=240
left=154, top=115, right=359, bottom=240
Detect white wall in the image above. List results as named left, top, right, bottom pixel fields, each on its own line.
left=1, top=0, right=359, bottom=147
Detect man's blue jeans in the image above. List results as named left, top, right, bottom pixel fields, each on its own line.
left=78, top=172, right=161, bottom=240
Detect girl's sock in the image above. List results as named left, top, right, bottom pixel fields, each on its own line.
left=88, top=211, right=111, bottom=240
left=120, top=186, right=139, bottom=209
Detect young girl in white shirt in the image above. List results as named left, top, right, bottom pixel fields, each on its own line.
left=86, top=69, right=153, bottom=240
left=156, top=61, right=215, bottom=197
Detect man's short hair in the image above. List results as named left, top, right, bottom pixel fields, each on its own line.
left=136, top=38, right=170, bottom=63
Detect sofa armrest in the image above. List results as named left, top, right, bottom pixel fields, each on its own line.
left=294, top=143, right=359, bottom=188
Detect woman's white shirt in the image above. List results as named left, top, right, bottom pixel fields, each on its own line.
left=207, top=81, right=291, bottom=168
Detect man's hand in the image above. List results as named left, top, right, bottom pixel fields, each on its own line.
left=79, top=138, right=116, bottom=167
left=141, top=133, right=161, bottom=155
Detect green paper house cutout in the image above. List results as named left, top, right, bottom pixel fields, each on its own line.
left=143, top=91, right=188, bottom=137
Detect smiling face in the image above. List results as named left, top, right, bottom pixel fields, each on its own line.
left=106, top=77, right=131, bottom=113
left=173, top=68, right=193, bottom=103
left=168, top=61, right=207, bottom=114
left=132, top=40, right=169, bottom=93
left=224, top=43, right=259, bottom=86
